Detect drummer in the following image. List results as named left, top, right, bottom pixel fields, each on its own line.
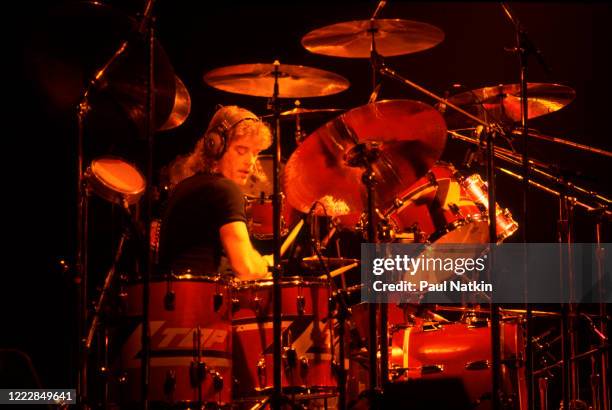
left=158, top=105, right=273, bottom=280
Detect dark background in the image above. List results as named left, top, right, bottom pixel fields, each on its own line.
left=5, top=0, right=611, bottom=394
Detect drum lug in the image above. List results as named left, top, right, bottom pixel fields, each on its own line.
left=299, top=356, right=310, bottom=375
left=164, top=290, right=175, bottom=311
left=117, top=371, right=128, bottom=385
left=211, top=371, right=224, bottom=392
left=252, top=296, right=263, bottom=315
left=296, top=295, right=306, bottom=315
left=189, top=361, right=206, bottom=388
left=465, top=359, right=490, bottom=371
left=213, top=292, right=223, bottom=312
left=231, top=297, right=240, bottom=313
left=284, top=347, right=298, bottom=369
left=164, top=370, right=176, bottom=396
left=257, top=358, right=267, bottom=387
left=421, top=364, right=444, bottom=375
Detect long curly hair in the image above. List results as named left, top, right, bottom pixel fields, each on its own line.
left=164, top=107, right=272, bottom=189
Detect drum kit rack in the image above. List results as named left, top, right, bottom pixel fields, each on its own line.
left=55, top=0, right=612, bottom=409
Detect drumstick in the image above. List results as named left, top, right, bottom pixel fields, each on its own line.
left=280, top=219, right=304, bottom=257
left=319, top=262, right=359, bottom=279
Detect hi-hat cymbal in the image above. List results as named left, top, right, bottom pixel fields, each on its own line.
left=203, top=63, right=350, bottom=98
left=301, top=19, right=444, bottom=58
left=445, top=83, right=576, bottom=127
left=284, top=100, right=447, bottom=218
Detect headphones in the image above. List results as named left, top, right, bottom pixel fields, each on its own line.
left=203, top=105, right=260, bottom=160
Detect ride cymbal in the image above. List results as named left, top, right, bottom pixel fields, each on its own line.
left=444, top=83, right=576, bottom=127
left=302, top=19, right=444, bottom=58
left=284, top=100, right=447, bottom=218
left=203, top=63, right=350, bottom=98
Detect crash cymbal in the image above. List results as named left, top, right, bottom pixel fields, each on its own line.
left=301, top=19, right=444, bottom=58
left=445, top=83, right=576, bottom=127
left=203, top=63, right=350, bottom=98
left=158, top=75, right=191, bottom=131
left=284, top=100, right=447, bottom=218
left=27, top=1, right=190, bottom=135
left=262, top=107, right=345, bottom=120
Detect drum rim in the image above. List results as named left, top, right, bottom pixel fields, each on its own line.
left=85, top=156, right=146, bottom=205
left=126, top=272, right=231, bottom=284
left=89, top=156, right=146, bottom=195
left=234, top=275, right=330, bottom=289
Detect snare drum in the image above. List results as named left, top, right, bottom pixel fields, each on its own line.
left=232, top=277, right=336, bottom=397
left=120, top=275, right=233, bottom=407
left=84, top=156, right=146, bottom=206
left=385, top=163, right=517, bottom=244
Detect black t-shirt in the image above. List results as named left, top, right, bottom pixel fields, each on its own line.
left=158, top=173, right=246, bottom=274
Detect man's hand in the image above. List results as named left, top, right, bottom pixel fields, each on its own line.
left=262, top=254, right=274, bottom=267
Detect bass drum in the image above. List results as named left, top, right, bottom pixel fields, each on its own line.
left=118, top=275, right=233, bottom=407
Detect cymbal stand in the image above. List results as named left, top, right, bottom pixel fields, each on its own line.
left=365, top=4, right=388, bottom=406
left=140, top=1, right=157, bottom=408
left=500, top=3, right=553, bottom=406
left=270, top=60, right=284, bottom=410
left=74, top=10, right=137, bottom=407
left=345, top=142, right=381, bottom=408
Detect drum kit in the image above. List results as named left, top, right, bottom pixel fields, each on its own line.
left=63, top=1, right=612, bottom=410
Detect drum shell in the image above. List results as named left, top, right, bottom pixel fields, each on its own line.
left=386, top=163, right=517, bottom=244
left=232, top=278, right=336, bottom=397
left=388, top=321, right=527, bottom=410
left=347, top=308, right=527, bottom=410
left=119, top=276, right=233, bottom=406
left=85, top=157, right=145, bottom=206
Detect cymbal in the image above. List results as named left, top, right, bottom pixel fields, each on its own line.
left=284, top=100, right=447, bottom=218
left=203, top=63, right=350, bottom=98
left=262, top=107, right=345, bottom=120
left=445, top=83, right=576, bottom=127
left=158, top=76, right=191, bottom=131
left=27, top=1, right=190, bottom=135
left=301, top=19, right=444, bottom=58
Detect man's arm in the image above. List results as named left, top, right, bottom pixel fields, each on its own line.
left=220, top=221, right=271, bottom=280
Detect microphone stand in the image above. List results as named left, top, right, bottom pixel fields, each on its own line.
left=140, top=2, right=156, bottom=407
left=74, top=1, right=155, bottom=404
left=345, top=142, right=381, bottom=410
left=271, top=60, right=283, bottom=410
left=499, top=3, right=553, bottom=409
